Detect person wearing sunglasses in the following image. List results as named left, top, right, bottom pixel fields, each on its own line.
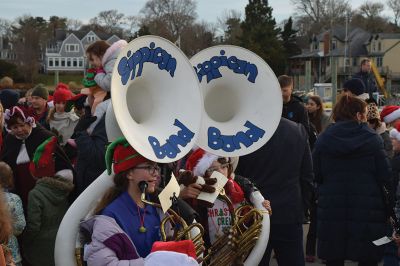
left=80, top=137, right=198, bottom=266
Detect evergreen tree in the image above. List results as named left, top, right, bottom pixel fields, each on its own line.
left=240, top=0, right=285, bottom=75
left=281, top=17, right=301, bottom=73
left=281, top=17, right=301, bottom=57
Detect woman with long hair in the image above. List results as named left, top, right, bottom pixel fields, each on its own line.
left=306, top=95, right=330, bottom=134
left=81, top=137, right=198, bottom=265
left=313, top=95, right=392, bottom=266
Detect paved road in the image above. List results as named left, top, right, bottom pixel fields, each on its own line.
left=268, top=224, right=383, bottom=266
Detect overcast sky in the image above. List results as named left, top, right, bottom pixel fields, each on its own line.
left=0, top=0, right=391, bottom=26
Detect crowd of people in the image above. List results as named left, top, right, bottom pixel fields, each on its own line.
left=0, top=39, right=398, bottom=266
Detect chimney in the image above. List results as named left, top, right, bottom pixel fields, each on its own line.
left=323, top=32, right=330, bottom=55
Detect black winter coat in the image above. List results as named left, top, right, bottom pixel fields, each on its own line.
left=236, top=118, right=314, bottom=224
left=313, top=121, right=391, bottom=261
left=74, top=114, right=107, bottom=197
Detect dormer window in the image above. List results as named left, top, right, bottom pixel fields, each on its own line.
left=88, top=35, right=95, bottom=42
left=66, top=44, right=79, bottom=52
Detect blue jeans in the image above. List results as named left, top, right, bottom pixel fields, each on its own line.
left=260, top=223, right=305, bottom=266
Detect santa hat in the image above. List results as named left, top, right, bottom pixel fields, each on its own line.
left=390, top=123, right=400, bottom=141
left=380, top=105, right=400, bottom=124
left=185, top=148, right=219, bottom=177
left=55, top=82, right=69, bottom=91
left=105, top=137, right=150, bottom=175
left=82, top=68, right=97, bottom=88
left=151, top=240, right=197, bottom=260
left=29, top=136, right=57, bottom=178
left=53, top=88, right=73, bottom=104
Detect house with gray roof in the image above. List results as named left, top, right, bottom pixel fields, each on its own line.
left=45, top=29, right=121, bottom=73
left=289, top=26, right=400, bottom=93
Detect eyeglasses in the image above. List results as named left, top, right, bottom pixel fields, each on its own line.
left=134, top=165, right=161, bottom=175
left=206, top=163, right=229, bottom=175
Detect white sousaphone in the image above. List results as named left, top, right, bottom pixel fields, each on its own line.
left=55, top=36, right=203, bottom=266
left=190, top=45, right=282, bottom=265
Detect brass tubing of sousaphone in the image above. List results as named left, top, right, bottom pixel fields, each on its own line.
left=140, top=191, right=205, bottom=259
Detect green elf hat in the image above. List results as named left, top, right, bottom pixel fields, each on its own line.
left=105, top=137, right=150, bottom=175
left=29, top=136, right=57, bottom=178
left=82, top=68, right=97, bottom=88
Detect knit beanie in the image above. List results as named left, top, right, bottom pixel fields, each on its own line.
left=0, top=89, right=20, bottom=109
left=53, top=88, right=73, bottom=104
left=105, top=137, right=150, bottom=175
left=31, top=84, right=49, bottom=100
left=380, top=105, right=400, bottom=124
left=82, top=68, right=97, bottom=88
left=55, top=82, right=69, bottom=91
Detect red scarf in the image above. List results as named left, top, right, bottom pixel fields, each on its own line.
left=224, top=178, right=245, bottom=204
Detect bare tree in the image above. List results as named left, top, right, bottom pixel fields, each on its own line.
left=140, top=0, right=197, bottom=38
left=0, top=18, right=12, bottom=36
left=66, top=19, right=83, bottom=31
left=291, top=0, right=351, bottom=35
left=97, top=10, right=125, bottom=28
left=216, top=9, right=242, bottom=35
left=387, top=0, right=400, bottom=25
left=359, top=1, right=384, bottom=18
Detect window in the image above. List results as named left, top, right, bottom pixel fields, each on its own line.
left=377, top=57, right=383, bottom=67
left=88, top=35, right=95, bottom=42
left=373, top=42, right=376, bottom=51
left=49, top=58, right=53, bottom=67
left=66, top=44, right=79, bottom=52
left=67, top=58, right=71, bottom=67
left=73, top=58, right=77, bottom=67
left=54, top=58, right=59, bottom=67
left=324, top=87, right=332, bottom=98
left=378, top=42, right=382, bottom=51
left=314, top=42, right=318, bottom=50
left=331, top=40, right=337, bottom=50
left=61, top=58, right=65, bottom=67
left=78, top=58, right=83, bottom=67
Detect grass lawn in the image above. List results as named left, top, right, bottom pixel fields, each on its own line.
left=36, top=73, right=84, bottom=90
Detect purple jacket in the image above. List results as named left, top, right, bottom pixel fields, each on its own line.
left=81, top=215, right=145, bottom=266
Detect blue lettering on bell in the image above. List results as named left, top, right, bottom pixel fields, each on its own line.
left=148, top=119, right=194, bottom=159
left=117, top=42, right=177, bottom=85
left=208, top=121, right=265, bottom=152
left=193, top=50, right=258, bottom=84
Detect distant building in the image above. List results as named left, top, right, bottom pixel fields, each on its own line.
left=289, top=26, right=400, bottom=93
left=44, top=29, right=121, bottom=73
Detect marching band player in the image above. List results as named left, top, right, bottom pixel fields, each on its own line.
left=80, top=137, right=198, bottom=265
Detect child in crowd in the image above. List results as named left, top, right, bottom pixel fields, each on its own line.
left=181, top=148, right=271, bottom=247
left=0, top=162, right=25, bottom=266
left=0, top=185, right=12, bottom=266
left=47, top=83, right=79, bottom=146
left=22, top=136, right=74, bottom=266
left=86, top=40, right=127, bottom=92
left=81, top=137, right=198, bottom=265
